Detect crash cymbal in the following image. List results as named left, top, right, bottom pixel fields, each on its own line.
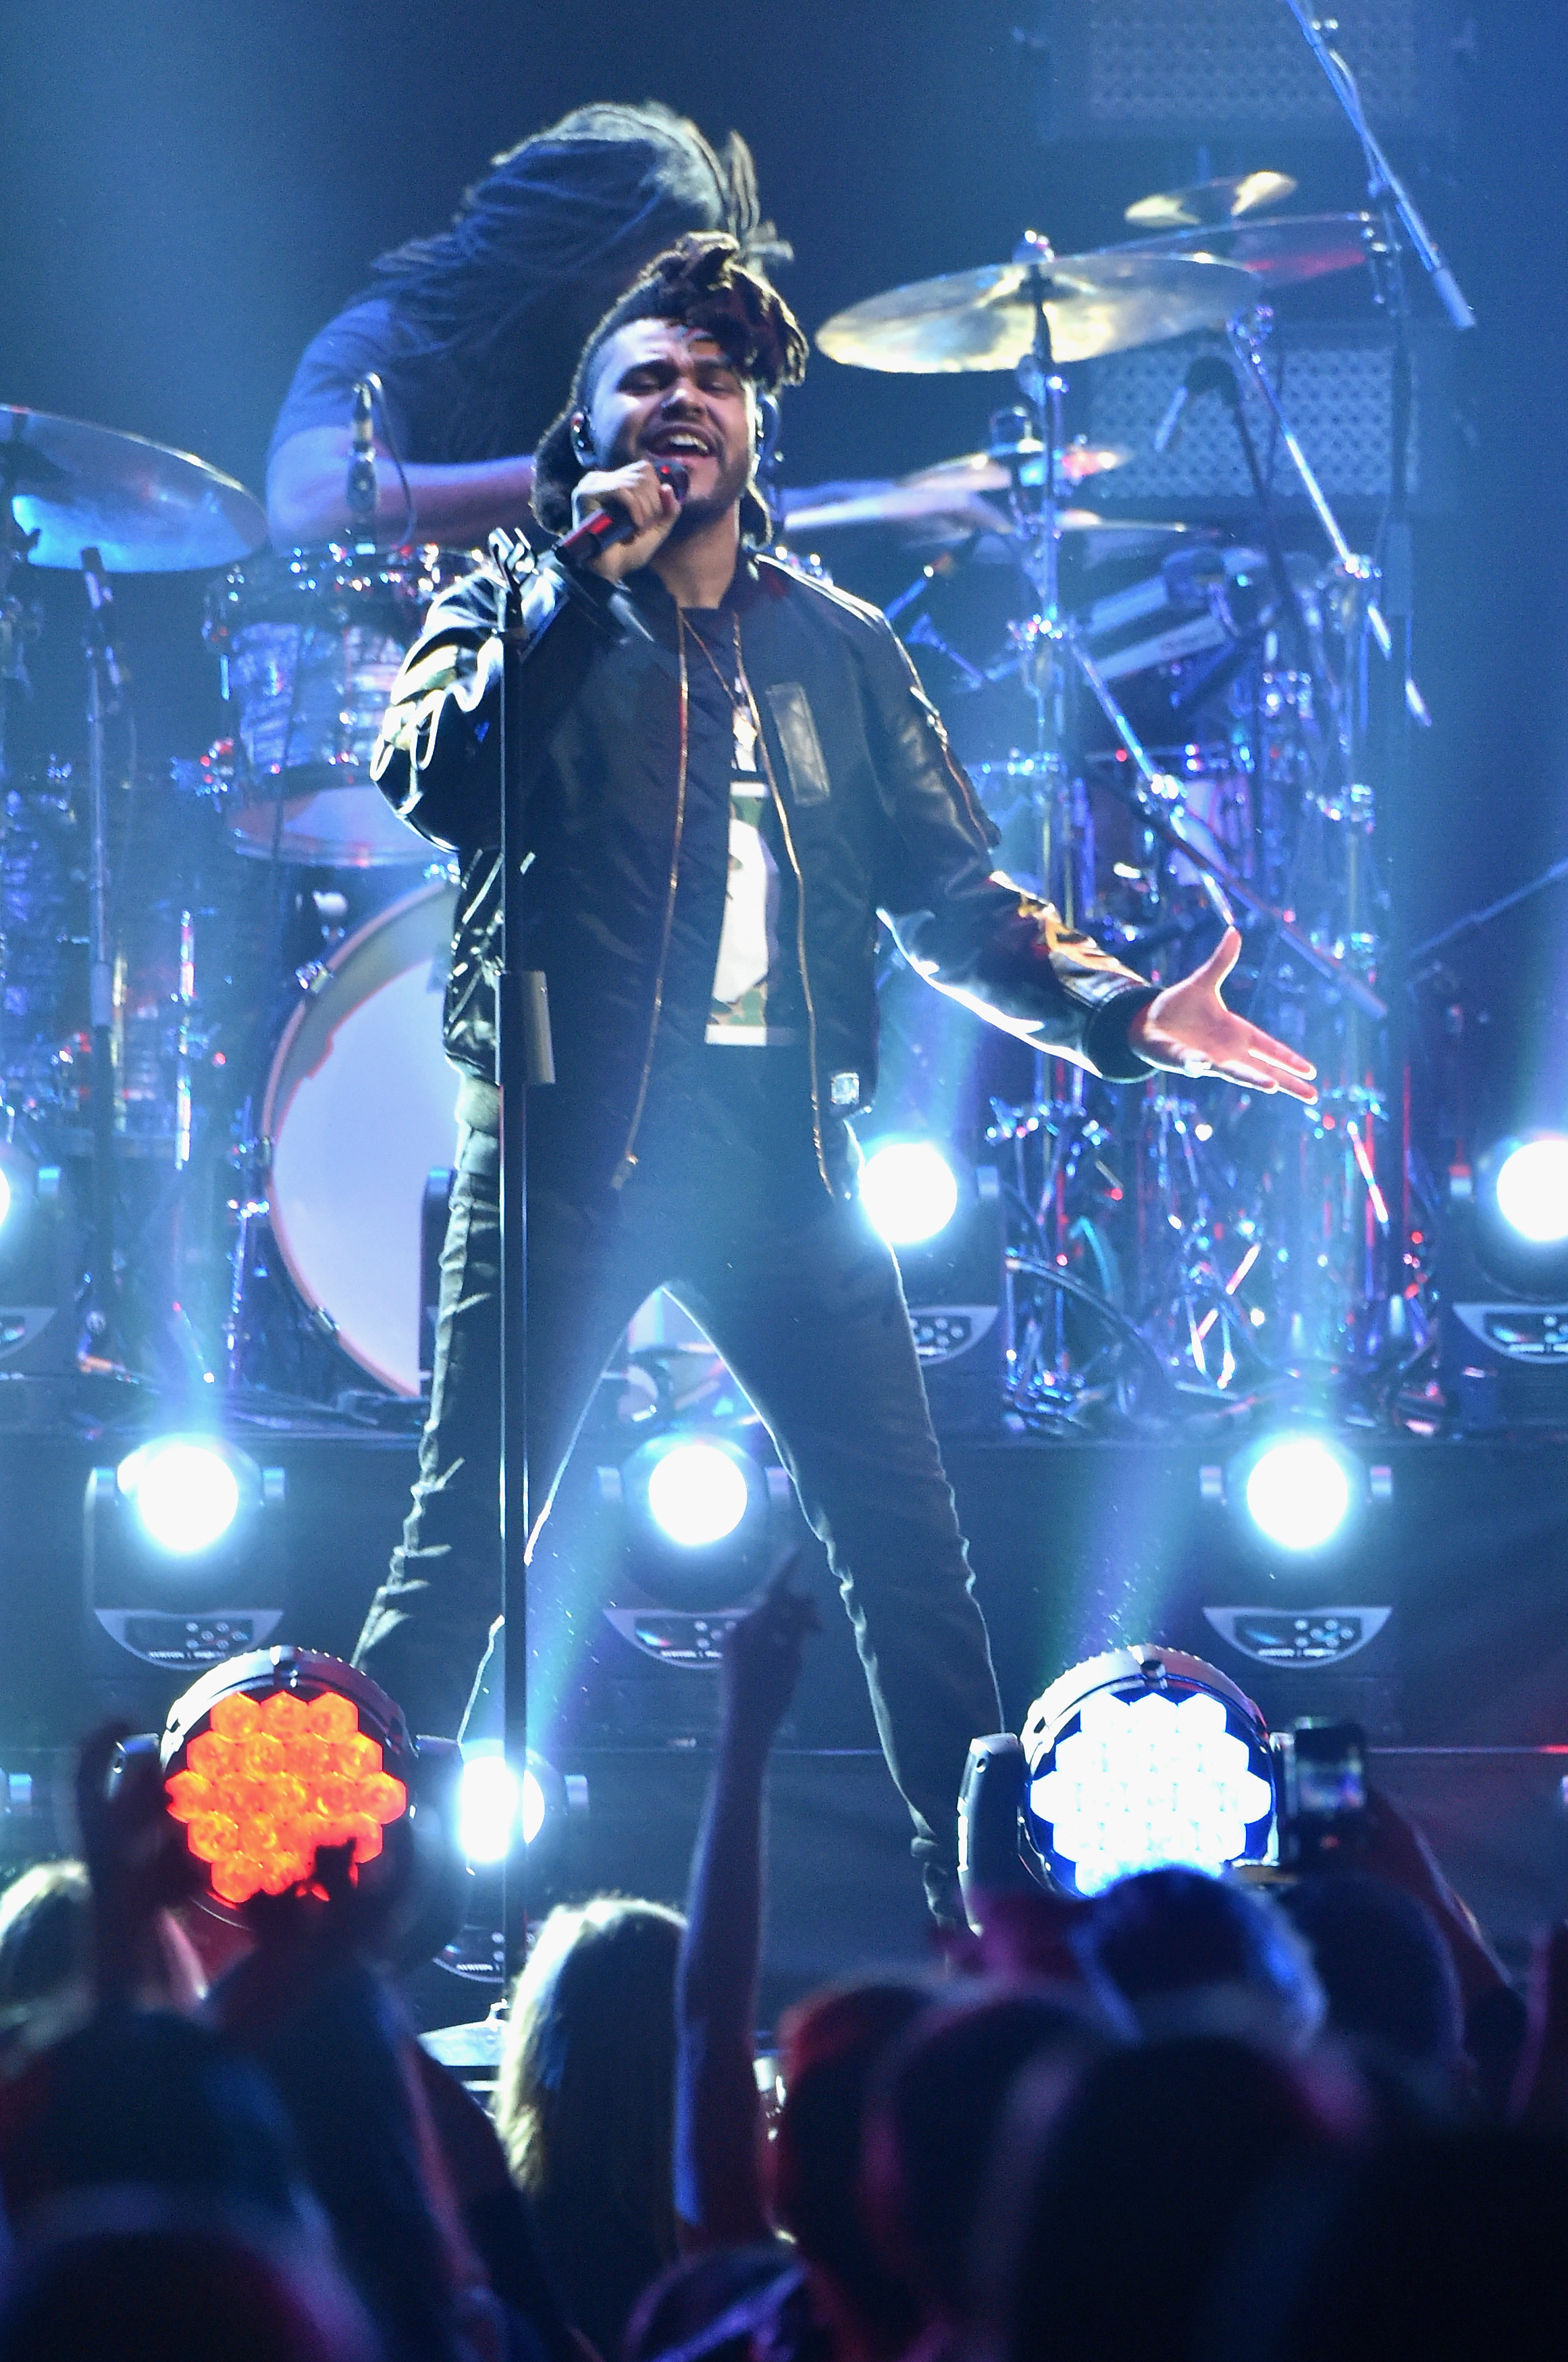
left=0, top=405, right=267, bottom=572
left=816, top=247, right=1255, bottom=374
left=905, top=436, right=1130, bottom=498
left=1118, top=213, right=1376, bottom=293
left=1124, top=171, right=1297, bottom=229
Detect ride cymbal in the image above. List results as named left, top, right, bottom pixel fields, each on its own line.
left=1, top=404, right=267, bottom=572
left=816, top=247, right=1255, bottom=374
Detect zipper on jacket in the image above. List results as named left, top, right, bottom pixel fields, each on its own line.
left=733, top=621, right=833, bottom=1198
left=611, top=629, right=691, bottom=1188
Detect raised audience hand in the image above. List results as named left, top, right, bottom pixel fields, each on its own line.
left=720, top=1563, right=821, bottom=1759
left=1357, top=1787, right=1507, bottom=2005
left=1512, top=1922, right=1568, bottom=2128
left=75, top=1725, right=203, bottom=2011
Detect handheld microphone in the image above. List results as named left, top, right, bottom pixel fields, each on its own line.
left=346, top=379, right=378, bottom=529
left=1153, top=353, right=1240, bottom=455
left=554, top=459, right=689, bottom=570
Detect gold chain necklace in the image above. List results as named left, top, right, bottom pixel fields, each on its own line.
left=677, top=610, right=759, bottom=771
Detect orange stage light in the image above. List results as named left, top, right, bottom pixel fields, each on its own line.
left=165, top=1685, right=408, bottom=1906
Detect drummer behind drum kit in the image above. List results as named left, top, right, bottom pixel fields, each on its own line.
left=0, top=162, right=1432, bottom=1427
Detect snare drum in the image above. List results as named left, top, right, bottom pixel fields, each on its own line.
left=261, top=879, right=459, bottom=1395
left=203, top=544, right=479, bottom=867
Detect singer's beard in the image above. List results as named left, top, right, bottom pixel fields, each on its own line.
left=639, top=442, right=752, bottom=541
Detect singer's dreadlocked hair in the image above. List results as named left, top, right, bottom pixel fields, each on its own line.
left=532, top=233, right=810, bottom=545
left=359, top=105, right=788, bottom=464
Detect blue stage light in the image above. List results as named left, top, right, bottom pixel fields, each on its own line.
left=1243, top=1436, right=1353, bottom=1552
left=116, top=1438, right=242, bottom=1556
left=860, top=1140, right=960, bottom=1246
left=1495, top=1136, right=1568, bottom=1246
left=1020, top=1647, right=1275, bottom=1898
left=645, top=1439, right=752, bottom=1548
left=0, top=1169, right=11, bottom=1232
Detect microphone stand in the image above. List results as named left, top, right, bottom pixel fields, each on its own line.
left=498, top=549, right=554, bottom=1979
left=1278, top=0, right=1475, bottom=1339
left=1278, top=0, right=1475, bottom=333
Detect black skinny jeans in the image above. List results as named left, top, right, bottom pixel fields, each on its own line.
left=352, top=1123, right=1003, bottom=1894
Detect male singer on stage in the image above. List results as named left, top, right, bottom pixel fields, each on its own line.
left=351, top=236, right=1315, bottom=1917
left=265, top=103, right=781, bottom=548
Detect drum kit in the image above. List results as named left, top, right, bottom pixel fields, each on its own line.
left=0, top=163, right=1423, bottom=1426
left=783, top=169, right=1421, bottom=1427
left=0, top=404, right=470, bottom=1402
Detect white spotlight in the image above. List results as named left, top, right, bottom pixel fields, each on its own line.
left=117, top=1439, right=241, bottom=1556
left=860, top=1141, right=960, bottom=1247
left=646, top=1439, right=751, bottom=1549
left=458, top=1749, right=549, bottom=1864
left=1244, top=1437, right=1352, bottom=1553
left=1495, top=1137, right=1568, bottom=1245
left=0, top=1169, right=11, bottom=1231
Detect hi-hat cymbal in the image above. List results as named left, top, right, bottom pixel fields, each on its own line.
left=1125, top=171, right=1297, bottom=229
left=1, top=405, right=267, bottom=572
left=1118, top=213, right=1376, bottom=294
left=816, top=249, right=1256, bottom=374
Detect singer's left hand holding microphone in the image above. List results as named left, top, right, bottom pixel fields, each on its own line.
left=570, top=460, right=683, bottom=582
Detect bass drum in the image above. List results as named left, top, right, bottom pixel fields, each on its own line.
left=262, top=879, right=459, bottom=1397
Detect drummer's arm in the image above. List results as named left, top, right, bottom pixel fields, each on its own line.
left=266, top=426, right=536, bottom=548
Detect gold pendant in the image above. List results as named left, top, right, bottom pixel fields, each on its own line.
left=733, top=704, right=759, bottom=774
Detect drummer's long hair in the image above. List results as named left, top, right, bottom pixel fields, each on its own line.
left=531, top=233, right=808, bottom=545
left=364, top=103, right=787, bottom=463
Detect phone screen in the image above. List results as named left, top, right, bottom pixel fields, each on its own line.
left=1294, top=1745, right=1367, bottom=1820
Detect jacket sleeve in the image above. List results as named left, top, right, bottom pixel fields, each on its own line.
left=369, top=534, right=622, bottom=851
left=863, top=615, right=1160, bottom=1083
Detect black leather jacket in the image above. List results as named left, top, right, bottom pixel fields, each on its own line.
left=370, top=534, right=1159, bottom=1198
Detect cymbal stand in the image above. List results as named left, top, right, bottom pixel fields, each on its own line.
left=80, top=546, right=125, bottom=1359
left=997, top=240, right=1101, bottom=1393
left=1226, top=307, right=1417, bottom=1360
left=0, top=464, right=38, bottom=819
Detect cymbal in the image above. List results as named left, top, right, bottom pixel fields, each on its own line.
left=1, top=405, right=267, bottom=572
left=782, top=473, right=1199, bottom=551
left=1118, top=213, right=1376, bottom=292
left=1125, top=171, right=1297, bottom=229
left=905, top=437, right=1130, bottom=497
left=816, top=249, right=1256, bottom=374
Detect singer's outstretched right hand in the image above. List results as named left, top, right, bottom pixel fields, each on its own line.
left=571, top=461, right=681, bottom=582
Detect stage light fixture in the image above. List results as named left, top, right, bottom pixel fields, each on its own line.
left=1243, top=1435, right=1354, bottom=1553
left=84, top=1437, right=287, bottom=1691
left=117, top=1437, right=242, bottom=1556
left=157, top=1649, right=439, bottom=1908
left=646, top=1438, right=752, bottom=1548
left=0, top=1145, right=76, bottom=1373
left=1494, top=1135, right=1568, bottom=1246
left=860, top=1140, right=960, bottom=1246
left=1438, top=1134, right=1568, bottom=1427
left=1018, top=1646, right=1276, bottom=1899
left=456, top=1749, right=551, bottom=1866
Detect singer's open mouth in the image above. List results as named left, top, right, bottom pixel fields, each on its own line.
left=643, top=426, right=717, bottom=459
